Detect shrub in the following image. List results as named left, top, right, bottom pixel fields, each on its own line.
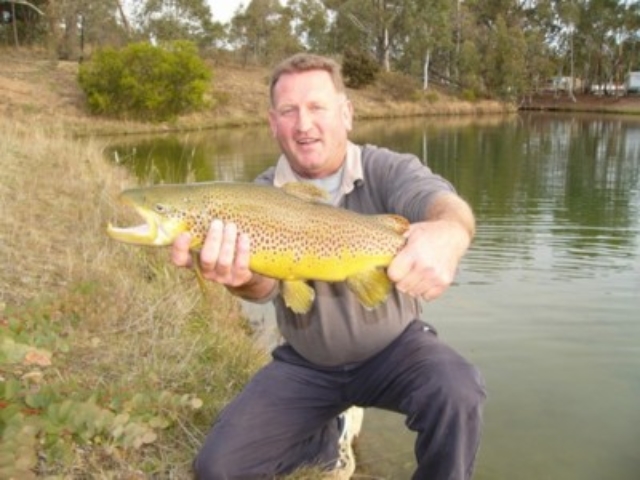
left=342, top=47, right=380, bottom=89
left=461, top=89, right=478, bottom=102
left=78, top=41, right=211, bottom=122
left=376, top=71, right=421, bottom=101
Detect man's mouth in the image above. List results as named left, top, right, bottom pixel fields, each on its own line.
left=296, top=138, right=320, bottom=149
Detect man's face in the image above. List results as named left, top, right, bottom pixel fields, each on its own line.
left=268, top=70, right=353, bottom=179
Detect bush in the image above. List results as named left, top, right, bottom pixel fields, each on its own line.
left=78, top=41, right=211, bottom=122
left=461, top=89, right=478, bottom=102
left=376, top=71, right=421, bottom=101
left=342, top=47, right=380, bottom=89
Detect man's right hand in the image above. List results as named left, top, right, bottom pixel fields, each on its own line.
left=171, top=219, right=277, bottom=300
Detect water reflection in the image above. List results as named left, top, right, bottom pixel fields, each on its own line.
left=108, top=126, right=279, bottom=184
left=106, top=113, right=640, bottom=479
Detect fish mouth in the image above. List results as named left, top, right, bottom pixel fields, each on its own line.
left=107, top=203, right=181, bottom=246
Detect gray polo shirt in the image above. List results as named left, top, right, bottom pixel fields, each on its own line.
left=254, top=142, right=456, bottom=366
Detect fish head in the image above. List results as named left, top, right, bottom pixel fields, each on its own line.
left=106, top=186, right=192, bottom=247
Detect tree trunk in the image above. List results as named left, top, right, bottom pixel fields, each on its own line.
left=383, top=27, right=390, bottom=72
left=115, top=0, right=131, bottom=35
left=62, top=12, right=80, bottom=61
left=45, top=0, right=61, bottom=63
left=11, top=2, right=20, bottom=47
left=423, top=50, right=431, bottom=90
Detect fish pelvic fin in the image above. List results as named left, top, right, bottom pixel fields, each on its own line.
left=346, top=268, right=393, bottom=310
left=281, top=280, right=316, bottom=314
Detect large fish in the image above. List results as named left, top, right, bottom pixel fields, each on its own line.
left=107, top=182, right=409, bottom=314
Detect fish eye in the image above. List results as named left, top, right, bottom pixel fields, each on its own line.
left=154, top=203, right=168, bottom=213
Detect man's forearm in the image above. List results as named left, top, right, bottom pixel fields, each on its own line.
left=226, top=273, right=278, bottom=303
left=426, top=192, right=476, bottom=242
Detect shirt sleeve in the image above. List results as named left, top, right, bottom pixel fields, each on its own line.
left=363, top=145, right=457, bottom=223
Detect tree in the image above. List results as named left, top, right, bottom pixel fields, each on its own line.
left=229, top=0, right=301, bottom=65
left=135, top=0, right=216, bottom=46
left=484, top=14, right=527, bottom=100
left=395, top=0, right=452, bottom=89
left=289, top=0, right=331, bottom=53
left=323, top=0, right=405, bottom=71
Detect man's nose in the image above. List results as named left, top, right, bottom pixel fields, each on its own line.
left=296, top=108, right=312, bottom=132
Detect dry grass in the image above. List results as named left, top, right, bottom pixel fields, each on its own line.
left=0, top=116, right=270, bottom=478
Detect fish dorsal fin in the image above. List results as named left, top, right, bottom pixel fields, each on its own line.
left=346, top=267, right=393, bottom=310
left=372, top=214, right=410, bottom=235
left=281, top=182, right=330, bottom=203
left=281, top=280, right=316, bottom=314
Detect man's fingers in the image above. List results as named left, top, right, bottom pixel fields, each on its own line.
left=171, top=233, right=193, bottom=267
left=214, top=222, right=239, bottom=273
left=199, top=219, right=224, bottom=271
left=171, top=220, right=252, bottom=287
left=234, top=233, right=251, bottom=271
left=387, top=251, right=414, bottom=284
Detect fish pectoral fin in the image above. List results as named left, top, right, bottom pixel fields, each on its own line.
left=346, top=268, right=393, bottom=310
left=281, top=280, right=315, bottom=314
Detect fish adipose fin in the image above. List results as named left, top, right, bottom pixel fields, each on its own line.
left=281, top=280, right=316, bottom=314
left=346, top=268, right=393, bottom=310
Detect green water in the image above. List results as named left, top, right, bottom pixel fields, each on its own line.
left=108, top=112, right=640, bottom=479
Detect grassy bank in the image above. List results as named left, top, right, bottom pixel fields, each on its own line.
left=0, top=48, right=515, bottom=138
left=0, top=117, right=272, bottom=478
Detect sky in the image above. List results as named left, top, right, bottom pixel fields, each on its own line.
left=207, top=1, right=288, bottom=24
left=207, top=1, right=246, bottom=23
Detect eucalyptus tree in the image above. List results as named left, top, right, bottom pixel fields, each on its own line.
left=134, top=0, right=217, bottom=46
left=620, top=1, right=640, bottom=74
left=459, top=0, right=558, bottom=99
left=42, top=0, right=131, bottom=59
left=228, top=0, right=302, bottom=65
left=323, top=0, right=405, bottom=71
left=574, top=0, right=632, bottom=92
left=288, top=0, right=332, bottom=53
left=394, top=0, right=452, bottom=89
left=483, top=14, right=528, bottom=99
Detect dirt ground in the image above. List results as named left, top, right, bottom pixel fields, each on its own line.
left=522, top=91, right=640, bottom=114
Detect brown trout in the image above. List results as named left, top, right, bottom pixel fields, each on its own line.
left=107, top=182, right=409, bottom=314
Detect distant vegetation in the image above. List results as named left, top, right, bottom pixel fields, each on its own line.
left=2, top=0, right=640, bottom=101
left=78, top=40, right=211, bottom=121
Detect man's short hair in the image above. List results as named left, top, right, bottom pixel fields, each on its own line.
left=269, top=53, right=346, bottom=105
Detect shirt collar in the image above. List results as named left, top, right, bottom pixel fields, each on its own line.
left=273, top=141, right=363, bottom=197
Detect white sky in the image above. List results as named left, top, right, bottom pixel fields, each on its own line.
left=207, top=1, right=246, bottom=23
left=207, top=1, right=288, bottom=23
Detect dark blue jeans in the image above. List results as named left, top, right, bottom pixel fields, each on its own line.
left=193, top=320, right=486, bottom=479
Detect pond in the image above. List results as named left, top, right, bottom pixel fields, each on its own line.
left=107, top=112, right=640, bottom=479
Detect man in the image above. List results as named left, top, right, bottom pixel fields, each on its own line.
left=172, top=53, right=486, bottom=479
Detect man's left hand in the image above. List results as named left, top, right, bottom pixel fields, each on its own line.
left=387, top=220, right=471, bottom=302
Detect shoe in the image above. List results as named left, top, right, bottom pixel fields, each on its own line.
left=326, top=406, right=364, bottom=479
